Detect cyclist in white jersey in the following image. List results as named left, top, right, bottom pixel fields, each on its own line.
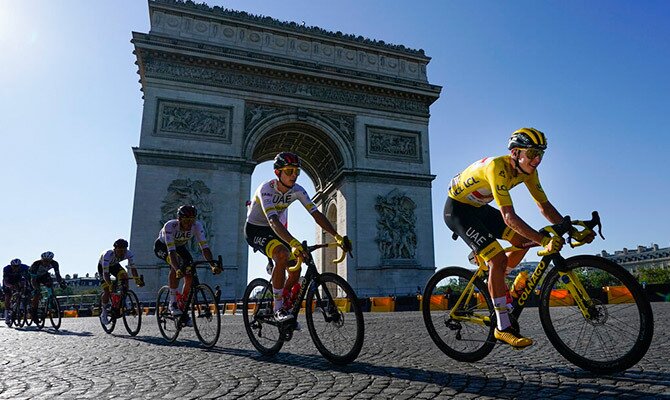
left=245, top=152, right=352, bottom=322
left=154, top=205, right=221, bottom=316
left=97, top=239, right=144, bottom=324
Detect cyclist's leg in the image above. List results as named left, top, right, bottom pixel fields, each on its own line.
left=98, top=263, right=111, bottom=305
left=112, top=264, right=129, bottom=295
left=176, top=246, right=193, bottom=299
left=155, top=239, right=181, bottom=313
left=245, top=223, right=290, bottom=312
left=505, top=231, right=533, bottom=272
left=3, top=284, right=13, bottom=322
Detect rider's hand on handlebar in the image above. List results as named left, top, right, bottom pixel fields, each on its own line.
left=133, top=276, right=145, bottom=287
left=210, top=263, right=222, bottom=275
left=570, top=227, right=596, bottom=244
left=540, top=235, right=565, bottom=254
left=289, top=238, right=307, bottom=259
left=335, top=234, right=353, bottom=253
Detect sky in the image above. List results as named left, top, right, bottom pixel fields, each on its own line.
left=1, top=0, right=668, bottom=281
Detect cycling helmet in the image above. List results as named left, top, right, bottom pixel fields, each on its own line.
left=113, top=238, right=129, bottom=249
left=177, top=205, right=197, bottom=218
left=10, top=258, right=21, bottom=266
left=273, top=152, right=301, bottom=170
left=508, top=128, right=547, bottom=151
left=41, top=251, right=54, bottom=260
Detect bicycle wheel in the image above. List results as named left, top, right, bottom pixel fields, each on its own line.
left=23, top=297, right=32, bottom=326
left=122, top=290, right=142, bottom=337
left=156, top=286, right=180, bottom=343
left=191, top=284, right=220, bottom=348
left=47, top=296, right=61, bottom=331
left=99, top=293, right=116, bottom=334
left=539, top=255, right=654, bottom=374
left=242, top=278, right=283, bottom=356
left=34, top=298, right=46, bottom=330
left=305, top=272, right=365, bottom=365
left=10, top=296, right=24, bottom=328
left=422, top=266, right=495, bottom=362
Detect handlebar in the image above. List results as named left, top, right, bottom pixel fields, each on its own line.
left=537, top=211, right=604, bottom=256
left=191, top=255, right=223, bottom=268
left=288, top=241, right=352, bottom=272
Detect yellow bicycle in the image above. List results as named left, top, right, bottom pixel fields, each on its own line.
left=422, top=212, right=654, bottom=373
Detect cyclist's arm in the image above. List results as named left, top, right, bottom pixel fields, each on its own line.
left=52, top=262, right=64, bottom=283
left=311, top=210, right=338, bottom=237
left=268, top=214, right=296, bottom=245
left=537, top=200, right=563, bottom=225
left=500, top=204, right=547, bottom=245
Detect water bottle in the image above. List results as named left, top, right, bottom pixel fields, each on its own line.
left=510, top=271, right=529, bottom=299
left=111, top=293, right=121, bottom=309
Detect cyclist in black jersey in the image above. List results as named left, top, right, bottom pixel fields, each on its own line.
left=3, top=259, right=30, bottom=325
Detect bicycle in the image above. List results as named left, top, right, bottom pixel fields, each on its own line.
left=156, top=256, right=222, bottom=348
left=242, top=240, right=364, bottom=365
left=7, top=283, right=31, bottom=328
left=34, top=283, right=63, bottom=331
left=422, top=211, right=654, bottom=374
left=99, top=276, right=144, bottom=336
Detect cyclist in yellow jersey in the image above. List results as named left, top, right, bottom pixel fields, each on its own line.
left=444, top=128, right=593, bottom=348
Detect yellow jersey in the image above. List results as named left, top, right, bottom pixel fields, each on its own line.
left=447, top=155, right=548, bottom=208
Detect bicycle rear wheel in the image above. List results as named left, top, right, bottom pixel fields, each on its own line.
left=156, top=286, right=180, bottom=343
left=305, top=273, right=364, bottom=365
left=122, top=290, right=142, bottom=337
left=422, top=266, right=495, bottom=362
left=539, top=255, right=654, bottom=374
left=99, top=293, right=116, bottom=334
left=242, top=278, right=283, bottom=356
left=10, top=296, right=24, bottom=328
left=191, top=284, right=220, bottom=348
left=47, top=296, right=61, bottom=331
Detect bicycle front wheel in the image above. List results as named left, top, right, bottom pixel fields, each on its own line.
left=122, top=290, right=142, bottom=337
left=539, top=255, right=654, bottom=374
left=422, top=267, right=495, bottom=362
left=156, top=286, right=180, bottom=343
left=305, top=273, right=364, bottom=365
left=46, top=296, right=61, bottom=331
left=242, top=278, right=283, bottom=356
left=191, top=284, right=220, bottom=348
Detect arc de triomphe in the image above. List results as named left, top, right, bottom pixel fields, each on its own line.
left=129, top=0, right=442, bottom=301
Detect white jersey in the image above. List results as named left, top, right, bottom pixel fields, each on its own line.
left=98, top=249, right=135, bottom=271
left=246, top=179, right=318, bottom=227
left=157, top=219, right=209, bottom=252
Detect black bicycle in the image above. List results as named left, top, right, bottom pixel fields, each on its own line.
left=34, top=284, right=62, bottom=331
left=7, top=283, right=31, bottom=328
left=99, top=277, right=143, bottom=336
left=242, top=241, right=364, bottom=365
left=422, top=212, right=654, bottom=374
left=156, top=257, right=222, bottom=348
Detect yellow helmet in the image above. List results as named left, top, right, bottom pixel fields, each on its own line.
left=508, top=128, right=547, bottom=150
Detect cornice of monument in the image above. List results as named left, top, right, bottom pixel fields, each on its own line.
left=132, top=147, right=255, bottom=172
left=149, top=0, right=428, bottom=58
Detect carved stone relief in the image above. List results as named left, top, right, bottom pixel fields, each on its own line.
left=155, top=100, right=232, bottom=142
left=160, top=179, right=214, bottom=255
left=366, top=126, right=421, bottom=162
left=375, top=189, right=417, bottom=261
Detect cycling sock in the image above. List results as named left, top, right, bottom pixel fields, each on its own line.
left=273, top=288, right=283, bottom=311
left=494, top=296, right=511, bottom=330
left=169, top=288, right=177, bottom=303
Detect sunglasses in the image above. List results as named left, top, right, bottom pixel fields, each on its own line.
left=524, top=148, right=545, bottom=160
left=280, top=167, right=301, bottom=176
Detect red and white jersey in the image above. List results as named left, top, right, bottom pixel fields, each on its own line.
left=246, top=179, right=317, bottom=227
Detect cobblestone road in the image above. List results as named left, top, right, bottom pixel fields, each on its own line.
left=1, top=303, right=668, bottom=399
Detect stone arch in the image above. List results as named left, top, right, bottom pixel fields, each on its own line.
left=244, top=111, right=354, bottom=192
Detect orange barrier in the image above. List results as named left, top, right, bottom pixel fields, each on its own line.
left=604, top=285, right=634, bottom=304
left=549, top=289, right=574, bottom=306
left=418, top=295, right=451, bottom=311
left=334, top=298, right=351, bottom=313
left=63, top=309, right=78, bottom=318
left=370, top=296, right=395, bottom=312
left=299, top=300, right=316, bottom=314
left=224, top=303, right=237, bottom=315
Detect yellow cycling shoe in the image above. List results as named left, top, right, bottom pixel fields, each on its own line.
left=494, top=327, right=533, bottom=348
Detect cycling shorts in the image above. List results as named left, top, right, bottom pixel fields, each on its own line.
left=245, top=222, right=291, bottom=259
left=154, top=239, right=194, bottom=273
left=97, top=263, right=128, bottom=280
left=443, top=197, right=514, bottom=262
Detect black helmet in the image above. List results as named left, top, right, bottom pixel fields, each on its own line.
left=113, top=238, right=129, bottom=249
left=10, top=258, right=21, bottom=266
left=508, top=128, right=548, bottom=150
left=273, top=152, right=301, bottom=170
left=177, top=205, right=197, bottom=218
